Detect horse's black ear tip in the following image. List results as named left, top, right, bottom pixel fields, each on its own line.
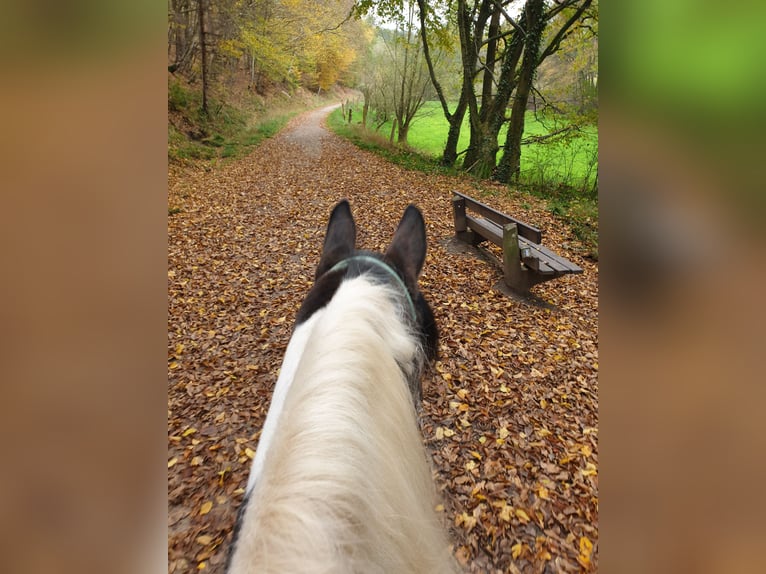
left=328, top=199, right=352, bottom=221
left=335, top=199, right=351, bottom=212
left=405, top=203, right=422, bottom=216
left=403, top=204, right=425, bottom=227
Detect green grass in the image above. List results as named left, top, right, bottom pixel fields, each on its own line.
left=168, top=79, right=295, bottom=163
left=327, top=109, right=455, bottom=176
left=329, top=103, right=598, bottom=259
left=359, top=101, right=598, bottom=192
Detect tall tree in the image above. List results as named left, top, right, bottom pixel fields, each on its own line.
left=363, top=6, right=434, bottom=144
left=495, top=0, right=594, bottom=183
left=362, top=0, right=594, bottom=177
left=460, top=0, right=593, bottom=179
left=386, top=3, right=434, bottom=144
left=494, top=0, right=545, bottom=182
left=168, top=0, right=197, bottom=75
left=416, top=0, right=466, bottom=166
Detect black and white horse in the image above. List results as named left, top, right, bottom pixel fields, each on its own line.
left=226, top=200, right=456, bottom=573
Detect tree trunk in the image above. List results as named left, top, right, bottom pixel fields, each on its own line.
left=442, top=94, right=467, bottom=166
left=398, top=120, right=410, bottom=145
left=197, top=0, right=209, bottom=115
left=417, top=0, right=463, bottom=166
left=249, top=52, right=255, bottom=89
left=362, top=91, right=369, bottom=129
left=463, top=130, right=497, bottom=178
left=495, top=0, right=545, bottom=183
left=463, top=0, right=527, bottom=178
left=458, top=0, right=491, bottom=176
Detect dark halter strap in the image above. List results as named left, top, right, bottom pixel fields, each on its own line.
left=328, top=255, right=417, bottom=321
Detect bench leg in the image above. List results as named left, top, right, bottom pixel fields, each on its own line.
left=502, top=223, right=528, bottom=292
left=452, top=196, right=474, bottom=243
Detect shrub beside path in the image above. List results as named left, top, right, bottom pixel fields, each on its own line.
left=168, top=104, right=599, bottom=573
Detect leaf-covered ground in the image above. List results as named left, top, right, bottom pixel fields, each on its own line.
left=168, top=105, right=598, bottom=573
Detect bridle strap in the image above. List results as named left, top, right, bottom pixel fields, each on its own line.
left=328, top=255, right=417, bottom=321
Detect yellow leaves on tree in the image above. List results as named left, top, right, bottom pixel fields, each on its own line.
left=222, top=0, right=368, bottom=90
left=315, top=39, right=356, bottom=92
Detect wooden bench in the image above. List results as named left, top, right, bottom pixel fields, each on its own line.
left=452, top=191, right=583, bottom=293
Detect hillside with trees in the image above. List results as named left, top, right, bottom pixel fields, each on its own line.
left=168, top=0, right=597, bottom=193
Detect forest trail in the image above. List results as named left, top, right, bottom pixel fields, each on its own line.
left=168, top=105, right=599, bottom=573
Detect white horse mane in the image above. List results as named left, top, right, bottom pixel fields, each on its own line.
left=226, top=276, right=456, bottom=573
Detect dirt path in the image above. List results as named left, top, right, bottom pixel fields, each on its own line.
left=168, top=106, right=599, bottom=573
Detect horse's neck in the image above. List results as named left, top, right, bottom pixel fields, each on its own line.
left=229, top=277, right=455, bottom=573
left=246, top=277, right=418, bottom=494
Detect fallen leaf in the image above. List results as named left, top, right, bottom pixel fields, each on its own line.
left=511, top=542, right=523, bottom=559
left=498, top=503, right=513, bottom=523
left=455, top=546, right=470, bottom=566
left=456, top=512, right=477, bottom=532
left=578, top=535, right=594, bottom=567
left=581, top=462, right=598, bottom=476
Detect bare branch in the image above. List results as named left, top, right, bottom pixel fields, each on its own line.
left=490, top=0, right=526, bottom=37
left=539, top=0, right=593, bottom=63
left=521, top=124, right=580, bottom=145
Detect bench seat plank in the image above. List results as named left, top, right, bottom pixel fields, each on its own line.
left=454, top=191, right=542, bottom=243
left=466, top=215, right=503, bottom=245
left=518, top=237, right=583, bottom=274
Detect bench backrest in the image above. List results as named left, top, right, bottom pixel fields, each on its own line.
left=453, top=191, right=542, bottom=244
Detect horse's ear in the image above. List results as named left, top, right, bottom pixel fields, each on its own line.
left=385, top=205, right=427, bottom=284
left=316, top=200, right=357, bottom=279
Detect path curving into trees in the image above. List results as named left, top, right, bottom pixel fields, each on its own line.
left=168, top=105, right=599, bottom=573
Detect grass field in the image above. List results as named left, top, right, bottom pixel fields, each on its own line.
left=329, top=103, right=599, bottom=259
left=357, top=101, right=598, bottom=192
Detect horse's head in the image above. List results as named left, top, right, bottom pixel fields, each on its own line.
left=295, top=199, right=438, bottom=401
left=226, top=200, right=455, bottom=574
